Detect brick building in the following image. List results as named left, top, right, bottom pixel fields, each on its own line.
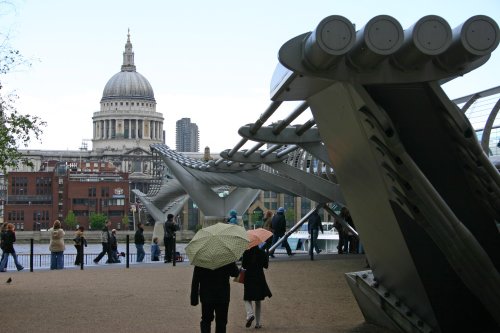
left=3, top=160, right=129, bottom=231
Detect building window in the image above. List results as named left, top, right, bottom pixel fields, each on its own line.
left=7, top=210, right=24, bottom=221
left=108, top=210, right=123, bottom=217
left=101, top=187, right=109, bottom=197
left=11, top=176, right=27, bottom=195
left=36, top=177, right=52, bottom=195
left=88, top=187, right=96, bottom=197
left=73, top=198, right=89, bottom=205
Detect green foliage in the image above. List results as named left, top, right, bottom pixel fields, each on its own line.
left=251, top=210, right=263, bottom=228
left=89, top=212, right=107, bottom=230
left=64, top=210, right=78, bottom=230
left=122, top=215, right=129, bottom=229
left=193, top=224, right=203, bottom=233
left=0, top=36, right=45, bottom=174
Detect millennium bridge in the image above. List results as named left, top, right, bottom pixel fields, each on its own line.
left=134, top=15, right=500, bottom=333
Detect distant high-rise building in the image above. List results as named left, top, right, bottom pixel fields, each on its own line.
left=176, top=118, right=199, bottom=152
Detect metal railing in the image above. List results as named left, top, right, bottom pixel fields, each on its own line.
left=2, top=252, right=186, bottom=270
left=2, top=236, right=186, bottom=271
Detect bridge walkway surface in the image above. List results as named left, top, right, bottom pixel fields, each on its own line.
left=0, top=253, right=391, bottom=333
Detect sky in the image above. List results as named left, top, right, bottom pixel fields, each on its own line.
left=1, top=0, right=499, bottom=153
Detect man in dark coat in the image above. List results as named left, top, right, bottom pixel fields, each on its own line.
left=190, top=262, right=240, bottom=333
left=93, top=220, right=111, bottom=264
left=134, top=222, right=145, bottom=262
left=307, top=210, right=324, bottom=255
left=269, top=207, right=293, bottom=257
left=163, top=214, right=179, bottom=263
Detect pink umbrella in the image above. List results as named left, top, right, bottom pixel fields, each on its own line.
left=247, top=228, right=273, bottom=249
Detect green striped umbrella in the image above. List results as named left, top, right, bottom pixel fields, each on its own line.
left=186, top=223, right=249, bottom=270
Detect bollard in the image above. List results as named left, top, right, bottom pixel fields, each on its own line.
left=126, top=234, right=130, bottom=268
left=309, top=232, right=314, bottom=261
left=173, top=232, right=176, bottom=267
left=30, top=239, right=34, bottom=272
left=80, top=240, right=84, bottom=270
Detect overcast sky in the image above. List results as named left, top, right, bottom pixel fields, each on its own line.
left=2, top=0, right=499, bottom=153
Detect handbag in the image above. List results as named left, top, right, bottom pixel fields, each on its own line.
left=233, top=268, right=246, bottom=283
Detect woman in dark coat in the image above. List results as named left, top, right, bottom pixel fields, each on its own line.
left=0, top=223, right=24, bottom=272
left=241, top=246, right=272, bottom=329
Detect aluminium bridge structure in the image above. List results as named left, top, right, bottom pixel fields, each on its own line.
left=134, top=14, right=500, bottom=333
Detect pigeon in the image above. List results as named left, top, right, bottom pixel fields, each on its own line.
left=6, top=277, right=12, bottom=284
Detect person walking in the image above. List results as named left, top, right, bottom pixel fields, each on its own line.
left=339, top=207, right=356, bottom=254
left=191, top=262, right=240, bottom=333
left=0, top=223, right=24, bottom=272
left=241, top=245, right=272, bottom=329
left=163, top=214, right=179, bottom=263
left=73, top=226, right=87, bottom=266
left=261, top=211, right=274, bottom=251
left=135, top=222, right=145, bottom=262
left=269, top=207, right=293, bottom=257
left=308, top=210, right=324, bottom=255
left=227, top=210, right=238, bottom=225
left=109, top=229, right=120, bottom=263
left=49, top=220, right=65, bottom=270
left=94, top=220, right=111, bottom=264
left=0, top=223, right=8, bottom=265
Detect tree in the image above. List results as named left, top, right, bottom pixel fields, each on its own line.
left=65, top=210, right=78, bottom=230
left=0, top=30, right=45, bottom=174
left=89, top=212, right=107, bottom=230
left=252, top=209, right=263, bottom=228
left=121, top=214, right=129, bottom=231
left=285, top=208, right=295, bottom=229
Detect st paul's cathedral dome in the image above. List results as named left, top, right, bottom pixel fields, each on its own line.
left=92, top=31, right=164, bottom=153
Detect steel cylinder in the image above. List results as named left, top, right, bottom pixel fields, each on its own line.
left=392, top=15, right=452, bottom=69
left=303, top=15, right=356, bottom=70
left=348, top=15, right=404, bottom=70
left=435, top=15, right=499, bottom=71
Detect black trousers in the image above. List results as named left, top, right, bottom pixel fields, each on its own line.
left=94, top=243, right=110, bottom=263
left=270, top=234, right=292, bottom=255
left=74, top=245, right=83, bottom=265
left=164, top=236, right=174, bottom=262
left=200, top=302, right=229, bottom=333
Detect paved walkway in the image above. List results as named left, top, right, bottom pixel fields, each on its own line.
left=0, top=253, right=391, bottom=333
